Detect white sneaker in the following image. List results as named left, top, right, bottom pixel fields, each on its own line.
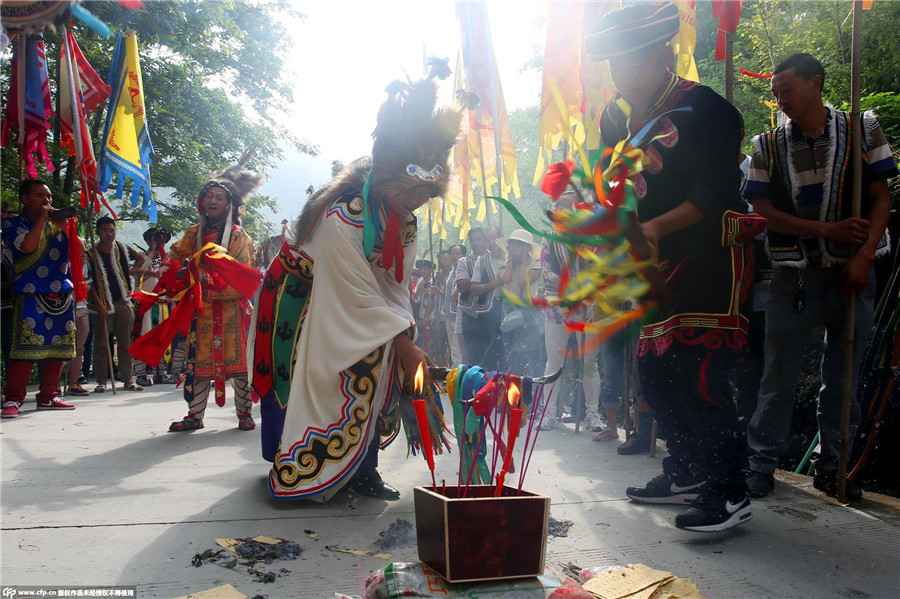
left=538, top=418, right=557, bottom=431
left=585, top=413, right=605, bottom=432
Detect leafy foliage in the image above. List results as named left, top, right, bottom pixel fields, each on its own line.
left=695, top=0, right=900, bottom=152
left=1, top=0, right=317, bottom=244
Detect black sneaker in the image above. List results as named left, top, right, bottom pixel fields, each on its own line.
left=675, top=492, right=752, bottom=532
left=617, top=434, right=651, bottom=455
left=745, top=471, right=774, bottom=498
left=626, top=472, right=705, bottom=505
left=813, top=472, right=863, bottom=501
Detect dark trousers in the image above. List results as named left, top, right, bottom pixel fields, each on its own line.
left=461, top=304, right=505, bottom=370
left=358, top=434, right=380, bottom=473
left=639, top=343, right=745, bottom=493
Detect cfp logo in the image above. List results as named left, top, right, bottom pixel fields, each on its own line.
left=2, top=588, right=16, bottom=598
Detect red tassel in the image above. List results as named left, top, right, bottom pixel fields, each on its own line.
left=66, top=219, right=87, bottom=303
left=697, top=352, right=718, bottom=405
left=558, top=264, right=571, bottom=297
left=380, top=209, right=405, bottom=283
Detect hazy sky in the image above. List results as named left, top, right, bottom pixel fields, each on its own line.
left=258, top=0, right=546, bottom=226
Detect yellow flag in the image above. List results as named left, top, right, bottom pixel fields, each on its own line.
left=98, top=31, right=155, bottom=220
left=535, top=2, right=617, bottom=186
left=670, top=0, right=699, bottom=82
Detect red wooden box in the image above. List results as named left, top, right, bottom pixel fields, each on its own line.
left=414, top=484, right=550, bottom=583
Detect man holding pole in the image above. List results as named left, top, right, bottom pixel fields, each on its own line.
left=89, top=216, right=146, bottom=393
left=743, top=53, right=897, bottom=501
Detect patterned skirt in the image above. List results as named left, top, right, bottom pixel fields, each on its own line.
left=10, top=292, right=76, bottom=361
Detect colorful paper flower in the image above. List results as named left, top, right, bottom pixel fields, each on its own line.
left=540, top=159, right=576, bottom=201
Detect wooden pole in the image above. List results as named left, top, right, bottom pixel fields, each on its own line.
left=622, top=334, right=633, bottom=440
left=485, top=24, right=505, bottom=235
left=475, top=126, right=492, bottom=227
left=838, top=0, right=864, bottom=503
left=724, top=31, right=735, bottom=103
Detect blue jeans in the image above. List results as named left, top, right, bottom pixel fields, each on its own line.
left=462, top=304, right=505, bottom=370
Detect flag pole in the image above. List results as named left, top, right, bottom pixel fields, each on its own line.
left=724, top=31, right=735, bottom=103
left=475, top=122, right=492, bottom=227
left=16, top=35, right=26, bottom=181
left=838, top=0, right=864, bottom=504
left=485, top=36, right=504, bottom=234
left=63, top=27, right=117, bottom=395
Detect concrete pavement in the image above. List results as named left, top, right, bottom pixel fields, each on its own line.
left=1, top=383, right=898, bottom=598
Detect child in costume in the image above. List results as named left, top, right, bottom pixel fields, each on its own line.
left=250, top=79, right=460, bottom=502
left=130, top=166, right=263, bottom=432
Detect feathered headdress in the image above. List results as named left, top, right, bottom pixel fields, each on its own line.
left=197, top=154, right=265, bottom=250
left=368, top=78, right=462, bottom=205
left=293, top=78, right=461, bottom=250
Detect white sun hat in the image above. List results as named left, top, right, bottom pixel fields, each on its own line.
left=495, top=228, right=542, bottom=261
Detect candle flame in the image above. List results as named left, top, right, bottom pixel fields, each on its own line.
left=507, top=381, right=520, bottom=407
left=414, top=362, right=424, bottom=395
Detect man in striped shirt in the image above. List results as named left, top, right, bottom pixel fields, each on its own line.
left=743, top=53, right=897, bottom=501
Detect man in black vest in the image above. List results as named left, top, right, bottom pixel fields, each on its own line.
left=89, top=216, right=146, bottom=392
left=742, top=53, right=897, bottom=501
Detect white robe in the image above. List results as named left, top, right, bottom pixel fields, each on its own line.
left=268, top=196, right=416, bottom=501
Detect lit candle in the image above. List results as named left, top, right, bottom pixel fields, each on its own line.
left=495, top=381, right=522, bottom=496
left=412, top=362, right=437, bottom=488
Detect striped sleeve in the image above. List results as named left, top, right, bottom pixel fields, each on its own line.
left=742, top=134, right=772, bottom=200
left=863, top=112, right=899, bottom=181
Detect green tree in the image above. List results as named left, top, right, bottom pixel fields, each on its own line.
left=696, top=0, right=900, bottom=150
left=1, top=0, right=317, bottom=244
left=508, top=104, right=547, bottom=235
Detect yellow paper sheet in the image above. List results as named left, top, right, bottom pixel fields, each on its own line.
left=621, top=578, right=674, bottom=599
left=173, top=584, right=247, bottom=599
left=252, top=535, right=282, bottom=544
left=650, top=577, right=704, bottom=599
left=582, top=564, right=674, bottom=599
left=215, top=538, right=239, bottom=553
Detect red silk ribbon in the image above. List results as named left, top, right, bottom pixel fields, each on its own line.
left=66, top=218, right=87, bottom=302
left=381, top=209, right=405, bottom=283
left=739, top=68, right=772, bottom=79
left=129, top=243, right=262, bottom=366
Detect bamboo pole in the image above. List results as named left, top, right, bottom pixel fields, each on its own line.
left=838, top=0, right=864, bottom=503
left=485, top=24, right=504, bottom=235
left=476, top=127, right=492, bottom=228
left=724, top=31, right=735, bottom=103
left=622, top=334, right=633, bottom=440
left=60, top=28, right=117, bottom=395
